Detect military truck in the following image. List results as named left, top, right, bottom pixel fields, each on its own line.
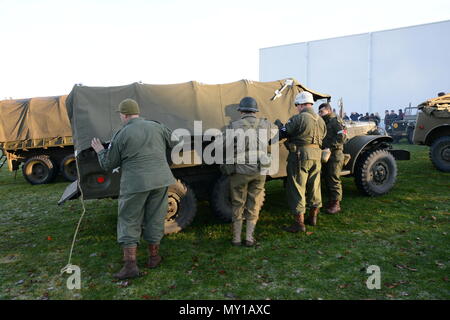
left=58, top=79, right=410, bottom=234
left=413, top=93, right=450, bottom=172
left=0, top=96, right=77, bottom=184
left=386, top=105, right=418, bottom=144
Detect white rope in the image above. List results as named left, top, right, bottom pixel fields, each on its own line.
left=61, top=154, right=87, bottom=275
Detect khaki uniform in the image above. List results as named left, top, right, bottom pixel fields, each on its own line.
left=322, top=113, right=347, bottom=201
left=284, top=107, right=326, bottom=216
left=224, top=115, right=274, bottom=244
left=225, top=115, right=273, bottom=222
left=97, top=117, right=176, bottom=248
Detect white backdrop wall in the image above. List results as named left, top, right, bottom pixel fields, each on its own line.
left=259, top=20, right=450, bottom=116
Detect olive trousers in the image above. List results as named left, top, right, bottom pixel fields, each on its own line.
left=117, top=187, right=168, bottom=248
left=286, top=153, right=322, bottom=215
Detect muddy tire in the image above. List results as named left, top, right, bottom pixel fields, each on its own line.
left=22, top=155, right=57, bottom=185
left=210, top=175, right=265, bottom=222
left=429, top=136, right=450, bottom=172
left=164, top=179, right=197, bottom=234
left=354, top=149, right=397, bottom=196
left=60, top=154, right=78, bottom=182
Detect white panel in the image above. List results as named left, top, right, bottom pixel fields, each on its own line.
left=371, top=21, right=450, bottom=115
left=260, top=20, right=450, bottom=118
left=308, top=34, right=370, bottom=114
left=259, top=43, right=307, bottom=82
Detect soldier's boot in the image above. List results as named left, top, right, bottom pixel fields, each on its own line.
left=244, top=220, right=257, bottom=247
left=283, top=214, right=306, bottom=233
left=231, top=220, right=243, bottom=246
left=146, top=244, right=162, bottom=268
left=327, top=200, right=341, bottom=214
left=113, top=247, right=139, bottom=279
left=306, top=207, right=320, bottom=226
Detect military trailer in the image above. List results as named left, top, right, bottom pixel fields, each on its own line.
left=413, top=93, right=450, bottom=172
left=0, top=96, right=77, bottom=184
left=59, top=79, right=410, bottom=234
left=386, top=105, right=418, bottom=144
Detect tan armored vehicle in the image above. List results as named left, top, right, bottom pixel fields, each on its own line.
left=59, top=79, right=410, bottom=234
left=0, top=96, right=76, bottom=184
left=413, top=93, right=450, bottom=172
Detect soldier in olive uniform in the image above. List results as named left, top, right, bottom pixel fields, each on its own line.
left=277, top=92, right=327, bottom=232
left=318, top=103, right=347, bottom=214
left=91, top=99, right=177, bottom=279
left=223, top=97, right=274, bottom=247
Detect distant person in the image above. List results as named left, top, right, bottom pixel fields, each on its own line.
left=384, top=110, right=391, bottom=127
left=343, top=112, right=349, bottom=121
left=374, top=112, right=381, bottom=125
left=390, top=110, right=398, bottom=121
left=398, top=109, right=404, bottom=120
left=350, top=112, right=359, bottom=121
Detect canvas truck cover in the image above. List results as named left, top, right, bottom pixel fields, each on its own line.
left=66, top=79, right=330, bottom=153
left=0, top=95, right=71, bottom=143
left=418, top=93, right=450, bottom=118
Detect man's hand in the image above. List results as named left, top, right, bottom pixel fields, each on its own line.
left=91, top=138, right=105, bottom=153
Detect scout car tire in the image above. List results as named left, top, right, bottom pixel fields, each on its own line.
left=60, top=154, right=78, bottom=182
left=22, top=155, right=57, bottom=185
left=164, top=179, right=197, bottom=234
left=354, top=149, right=397, bottom=196
left=429, top=136, right=450, bottom=172
left=210, top=175, right=265, bottom=222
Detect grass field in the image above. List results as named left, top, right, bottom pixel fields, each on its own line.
left=0, top=144, right=449, bottom=300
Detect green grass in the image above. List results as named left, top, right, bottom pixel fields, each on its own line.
left=0, top=144, right=449, bottom=300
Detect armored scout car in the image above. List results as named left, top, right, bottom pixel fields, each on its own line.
left=59, top=79, right=410, bottom=234
left=413, top=93, right=450, bottom=172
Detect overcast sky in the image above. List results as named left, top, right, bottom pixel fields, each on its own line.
left=0, top=0, right=449, bottom=99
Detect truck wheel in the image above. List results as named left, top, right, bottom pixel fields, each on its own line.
left=210, top=175, right=266, bottom=222
left=22, top=155, right=57, bottom=185
left=210, top=175, right=233, bottom=222
left=354, top=149, right=397, bottom=196
left=164, top=179, right=197, bottom=234
left=60, top=154, right=77, bottom=182
left=429, top=136, right=450, bottom=172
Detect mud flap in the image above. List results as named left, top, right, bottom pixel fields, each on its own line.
left=388, top=149, right=411, bottom=161
left=58, top=180, right=81, bottom=205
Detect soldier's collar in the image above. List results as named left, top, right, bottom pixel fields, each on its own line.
left=300, top=107, right=316, bottom=115
left=124, top=117, right=143, bottom=126
left=241, top=114, right=257, bottom=119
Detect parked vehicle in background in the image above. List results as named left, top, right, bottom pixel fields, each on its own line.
left=386, top=104, right=418, bottom=144
left=0, top=95, right=76, bottom=184
left=58, top=79, right=410, bottom=234
left=413, top=93, right=450, bottom=172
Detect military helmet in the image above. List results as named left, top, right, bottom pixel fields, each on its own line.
left=295, top=91, right=314, bottom=105
left=238, top=96, right=259, bottom=112
left=117, top=98, right=140, bottom=115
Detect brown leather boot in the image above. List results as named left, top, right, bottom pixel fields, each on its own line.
left=283, top=214, right=306, bottom=233
left=306, top=207, right=320, bottom=226
left=327, top=200, right=341, bottom=214
left=113, top=247, right=139, bottom=279
left=146, top=244, right=162, bottom=268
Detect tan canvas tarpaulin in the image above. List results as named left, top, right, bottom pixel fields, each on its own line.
left=66, top=79, right=330, bottom=152
left=0, top=95, right=71, bottom=143
left=418, top=93, right=450, bottom=118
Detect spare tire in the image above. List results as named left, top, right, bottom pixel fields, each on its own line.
left=354, top=149, right=397, bottom=196
left=22, top=155, right=57, bottom=185
left=60, top=154, right=78, bottom=182
left=164, top=179, right=197, bottom=234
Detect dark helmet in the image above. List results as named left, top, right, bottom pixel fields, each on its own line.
left=238, top=97, right=258, bottom=112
